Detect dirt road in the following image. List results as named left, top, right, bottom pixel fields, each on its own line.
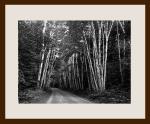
left=47, top=88, right=91, bottom=104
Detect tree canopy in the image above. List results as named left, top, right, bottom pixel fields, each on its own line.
left=18, top=20, right=131, bottom=92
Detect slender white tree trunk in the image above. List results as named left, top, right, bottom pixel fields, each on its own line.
left=117, top=21, right=124, bottom=84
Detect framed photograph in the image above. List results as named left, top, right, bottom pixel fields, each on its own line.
left=1, top=0, right=149, bottom=122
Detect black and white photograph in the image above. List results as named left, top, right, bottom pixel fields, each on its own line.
left=5, top=5, right=145, bottom=119
left=18, top=20, right=131, bottom=104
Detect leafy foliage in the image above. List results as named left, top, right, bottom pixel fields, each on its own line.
left=18, top=21, right=44, bottom=88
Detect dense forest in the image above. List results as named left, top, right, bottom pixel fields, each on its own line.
left=18, top=20, right=131, bottom=103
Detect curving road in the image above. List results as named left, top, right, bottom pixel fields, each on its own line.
left=47, top=88, right=91, bottom=104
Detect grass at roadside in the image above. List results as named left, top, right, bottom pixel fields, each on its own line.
left=18, top=88, right=51, bottom=103
left=68, top=87, right=130, bottom=104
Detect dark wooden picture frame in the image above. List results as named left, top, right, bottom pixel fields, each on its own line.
left=0, top=0, right=149, bottom=123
